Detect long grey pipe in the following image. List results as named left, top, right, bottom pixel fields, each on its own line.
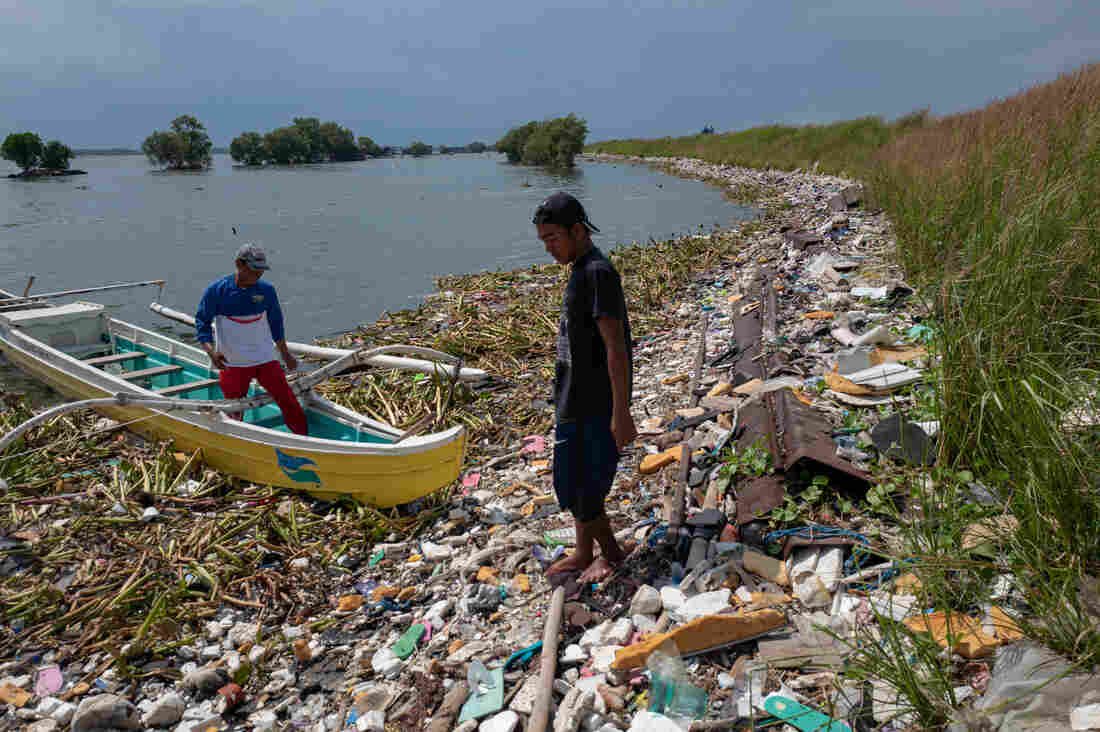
left=148, top=302, right=488, bottom=382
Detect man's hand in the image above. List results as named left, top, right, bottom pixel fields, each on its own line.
left=276, top=341, right=298, bottom=372
left=204, top=346, right=227, bottom=370
left=611, top=409, right=638, bottom=451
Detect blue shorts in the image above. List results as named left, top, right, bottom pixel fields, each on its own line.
left=553, top=416, right=619, bottom=523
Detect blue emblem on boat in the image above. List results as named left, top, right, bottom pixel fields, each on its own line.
left=275, top=449, right=321, bottom=484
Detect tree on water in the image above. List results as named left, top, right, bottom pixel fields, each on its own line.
left=406, top=141, right=431, bottom=157
left=292, top=117, right=325, bottom=163
left=496, top=115, right=587, bottom=168
left=40, top=140, right=74, bottom=170
left=358, top=136, right=382, bottom=157
left=319, top=121, right=360, bottom=161
left=495, top=122, right=540, bottom=164
left=142, top=115, right=213, bottom=169
left=2, top=132, right=43, bottom=172
left=523, top=115, right=587, bottom=168
left=261, top=127, right=307, bottom=164
left=229, top=132, right=265, bottom=165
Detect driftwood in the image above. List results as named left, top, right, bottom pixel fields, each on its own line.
left=526, top=586, right=566, bottom=732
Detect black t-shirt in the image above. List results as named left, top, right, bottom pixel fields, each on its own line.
left=554, top=246, right=633, bottom=421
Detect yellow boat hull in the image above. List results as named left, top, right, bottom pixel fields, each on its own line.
left=0, top=334, right=466, bottom=507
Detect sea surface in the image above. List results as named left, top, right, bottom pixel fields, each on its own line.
left=0, top=153, right=753, bottom=344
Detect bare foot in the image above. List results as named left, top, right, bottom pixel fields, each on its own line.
left=578, top=557, right=615, bottom=583
left=547, top=552, right=593, bottom=577
left=597, top=538, right=637, bottom=566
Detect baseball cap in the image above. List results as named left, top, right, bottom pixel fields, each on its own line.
left=532, top=192, right=600, bottom=233
left=235, top=243, right=270, bottom=271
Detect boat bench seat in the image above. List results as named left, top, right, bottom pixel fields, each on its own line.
left=120, top=364, right=183, bottom=381
left=155, top=378, right=220, bottom=396
left=85, top=351, right=147, bottom=366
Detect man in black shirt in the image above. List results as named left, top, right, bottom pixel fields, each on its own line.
left=534, top=192, right=637, bottom=583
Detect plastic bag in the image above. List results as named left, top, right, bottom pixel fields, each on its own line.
left=646, top=640, right=707, bottom=731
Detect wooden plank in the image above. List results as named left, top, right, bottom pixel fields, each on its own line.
left=699, top=395, right=739, bottom=412
left=669, top=311, right=709, bottom=545
left=155, top=378, right=219, bottom=396
left=688, top=311, right=709, bottom=408
left=119, top=364, right=182, bottom=381
left=85, top=351, right=146, bottom=366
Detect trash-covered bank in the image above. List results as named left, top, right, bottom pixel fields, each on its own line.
left=1, top=156, right=1084, bottom=732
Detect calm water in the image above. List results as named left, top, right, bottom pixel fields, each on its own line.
left=1, top=153, right=752, bottom=342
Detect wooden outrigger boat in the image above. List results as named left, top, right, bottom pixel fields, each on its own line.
left=0, top=283, right=469, bottom=507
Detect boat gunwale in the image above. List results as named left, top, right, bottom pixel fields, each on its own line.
left=108, top=318, right=404, bottom=441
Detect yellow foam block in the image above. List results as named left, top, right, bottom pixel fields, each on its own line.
left=612, top=609, right=786, bottom=670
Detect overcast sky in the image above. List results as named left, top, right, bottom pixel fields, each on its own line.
left=2, top=0, right=1097, bottom=148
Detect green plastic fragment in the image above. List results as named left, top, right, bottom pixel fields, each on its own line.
left=369, top=549, right=385, bottom=567
left=457, top=666, right=504, bottom=723
left=763, top=695, right=850, bottom=732
left=391, top=623, right=426, bottom=660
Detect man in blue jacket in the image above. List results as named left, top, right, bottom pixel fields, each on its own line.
left=195, top=244, right=308, bottom=435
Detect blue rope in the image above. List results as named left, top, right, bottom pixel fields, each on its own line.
left=763, top=524, right=873, bottom=574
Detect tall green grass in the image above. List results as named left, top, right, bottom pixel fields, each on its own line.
left=872, top=66, right=1100, bottom=687
left=587, top=112, right=927, bottom=175
left=594, top=64, right=1100, bottom=722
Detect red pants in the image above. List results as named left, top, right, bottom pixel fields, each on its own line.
left=219, top=360, right=309, bottom=436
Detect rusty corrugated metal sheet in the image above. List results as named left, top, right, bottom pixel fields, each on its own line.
left=774, top=388, right=870, bottom=482
left=726, top=273, right=869, bottom=525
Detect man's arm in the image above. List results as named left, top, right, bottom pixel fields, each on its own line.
left=195, top=285, right=227, bottom=370
left=597, top=316, right=637, bottom=450
left=266, top=288, right=297, bottom=371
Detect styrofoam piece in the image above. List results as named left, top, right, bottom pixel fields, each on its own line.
left=867, top=592, right=919, bottom=622
left=832, top=348, right=875, bottom=376
left=916, top=420, right=940, bottom=437
left=788, top=548, right=819, bottom=580
left=816, top=547, right=845, bottom=592
left=850, top=286, right=888, bottom=299
left=845, top=362, right=923, bottom=391
left=824, top=390, right=896, bottom=407
left=1070, top=703, right=1100, bottom=730
left=852, top=325, right=895, bottom=347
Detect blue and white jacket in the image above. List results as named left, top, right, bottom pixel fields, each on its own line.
left=195, top=275, right=286, bottom=367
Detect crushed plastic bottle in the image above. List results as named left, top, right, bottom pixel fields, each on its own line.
left=532, top=545, right=565, bottom=565
left=646, top=640, right=708, bottom=730
left=467, top=659, right=494, bottom=697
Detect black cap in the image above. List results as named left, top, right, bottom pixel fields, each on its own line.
left=532, top=192, right=600, bottom=233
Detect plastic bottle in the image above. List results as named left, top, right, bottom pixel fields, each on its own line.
left=467, top=659, right=494, bottom=696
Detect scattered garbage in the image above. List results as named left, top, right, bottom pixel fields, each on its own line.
left=0, top=154, right=1034, bottom=732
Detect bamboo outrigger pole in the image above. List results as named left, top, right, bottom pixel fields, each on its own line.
left=0, top=279, right=166, bottom=306
left=148, top=302, right=489, bottom=383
